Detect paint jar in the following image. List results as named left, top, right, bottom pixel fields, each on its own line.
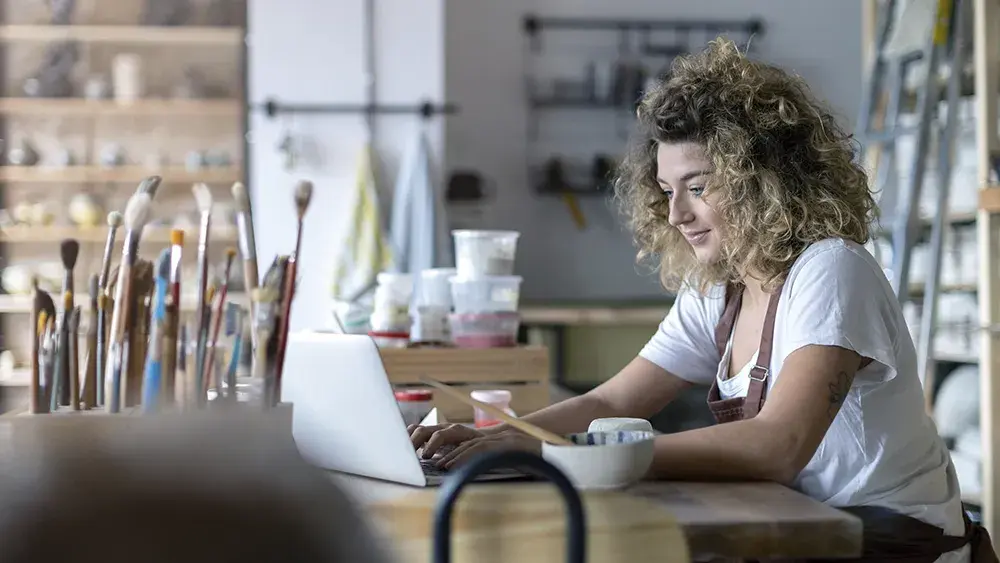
left=412, top=306, right=450, bottom=343
left=395, top=389, right=433, bottom=427
left=449, top=312, right=520, bottom=348
left=370, top=272, right=413, bottom=340
left=452, top=230, right=520, bottom=277
left=470, top=389, right=516, bottom=429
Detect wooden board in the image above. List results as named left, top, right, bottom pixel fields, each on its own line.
left=520, top=304, right=670, bottom=326
left=975, top=0, right=1000, bottom=541
left=333, top=475, right=862, bottom=560
left=368, top=483, right=691, bottom=563
left=380, top=346, right=549, bottom=385
left=403, top=382, right=550, bottom=423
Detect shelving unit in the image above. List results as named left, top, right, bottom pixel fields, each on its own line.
left=0, top=0, right=248, bottom=413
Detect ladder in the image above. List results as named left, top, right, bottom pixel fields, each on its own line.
left=856, top=0, right=969, bottom=400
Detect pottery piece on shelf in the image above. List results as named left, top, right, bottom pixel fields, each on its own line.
left=144, top=152, right=169, bottom=169
left=206, top=150, right=232, bottom=168
left=54, top=148, right=74, bottom=167
left=99, top=144, right=126, bottom=168
left=8, top=138, right=40, bottom=166
left=185, top=150, right=207, bottom=171
left=112, top=54, right=143, bottom=103
left=48, top=0, right=76, bottom=24
left=29, top=202, right=55, bottom=226
left=83, top=74, right=110, bottom=100
left=11, top=202, right=32, bottom=224
left=69, top=192, right=103, bottom=227
left=141, top=0, right=191, bottom=26
left=1, top=264, right=33, bottom=295
left=23, top=41, right=78, bottom=98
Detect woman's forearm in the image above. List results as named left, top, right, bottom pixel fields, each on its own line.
left=648, top=418, right=796, bottom=484
left=483, top=392, right=621, bottom=437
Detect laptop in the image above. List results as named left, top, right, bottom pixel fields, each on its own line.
left=281, top=332, right=524, bottom=487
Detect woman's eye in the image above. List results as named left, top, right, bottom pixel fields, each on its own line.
left=689, top=186, right=705, bottom=197
left=662, top=190, right=673, bottom=199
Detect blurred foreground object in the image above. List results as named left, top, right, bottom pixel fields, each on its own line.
left=0, top=409, right=390, bottom=563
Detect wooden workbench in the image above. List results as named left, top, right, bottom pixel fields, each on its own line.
left=332, top=473, right=862, bottom=561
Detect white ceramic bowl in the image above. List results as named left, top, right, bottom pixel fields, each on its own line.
left=588, top=417, right=653, bottom=433
left=541, top=431, right=655, bottom=490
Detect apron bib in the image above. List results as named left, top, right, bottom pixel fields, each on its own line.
left=706, top=284, right=997, bottom=563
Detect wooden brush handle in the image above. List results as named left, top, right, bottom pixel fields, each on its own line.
left=419, top=376, right=573, bottom=446
left=29, top=298, right=40, bottom=414
left=161, top=303, right=178, bottom=406
left=271, top=261, right=297, bottom=402
left=68, top=320, right=80, bottom=411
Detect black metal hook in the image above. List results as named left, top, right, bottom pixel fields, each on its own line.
left=432, top=450, right=586, bottom=563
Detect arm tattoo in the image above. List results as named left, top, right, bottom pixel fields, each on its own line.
left=826, top=371, right=853, bottom=421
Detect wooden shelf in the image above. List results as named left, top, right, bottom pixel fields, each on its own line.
left=0, top=98, right=242, bottom=117
left=0, top=166, right=242, bottom=184
left=0, top=25, right=242, bottom=46
left=0, top=225, right=238, bottom=244
left=0, top=292, right=249, bottom=314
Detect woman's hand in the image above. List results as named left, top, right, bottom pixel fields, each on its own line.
left=409, top=424, right=541, bottom=469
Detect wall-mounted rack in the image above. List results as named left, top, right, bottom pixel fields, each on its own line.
left=256, top=98, right=459, bottom=119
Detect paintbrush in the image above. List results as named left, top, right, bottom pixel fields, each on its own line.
left=96, top=210, right=123, bottom=407
left=125, top=260, right=154, bottom=407
left=104, top=193, right=152, bottom=414
left=68, top=307, right=81, bottom=410
left=81, top=274, right=98, bottom=408
left=192, top=182, right=213, bottom=406
left=177, top=324, right=189, bottom=409
left=58, top=239, right=79, bottom=406
left=224, top=303, right=244, bottom=402
left=30, top=290, right=44, bottom=414
left=37, top=311, right=52, bottom=414
left=203, top=248, right=236, bottom=396
left=136, top=175, right=163, bottom=200
left=232, top=182, right=259, bottom=312
left=142, top=249, right=171, bottom=412
left=251, top=287, right=280, bottom=409
left=272, top=181, right=313, bottom=400
left=162, top=228, right=184, bottom=405
left=50, top=290, right=71, bottom=412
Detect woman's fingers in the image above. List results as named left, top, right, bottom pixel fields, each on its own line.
left=409, top=425, right=446, bottom=449
left=420, top=424, right=477, bottom=458
left=443, top=440, right=493, bottom=470
left=435, top=436, right=492, bottom=467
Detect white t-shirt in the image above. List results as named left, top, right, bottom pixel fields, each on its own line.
left=639, top=238, right=969, bottom=562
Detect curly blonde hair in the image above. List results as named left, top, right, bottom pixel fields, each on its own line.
left=614, top=38, right=876, bottom=294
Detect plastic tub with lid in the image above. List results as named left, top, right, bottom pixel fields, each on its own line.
left=374, top=272, right=414, bottom=308
left=449, top=275, right=522, bottom=313
left=395, top=389, right=434, bottom=427
left=452, top=230, right=520, bottom=277
left=418, top=267, right=457, bottom=308
left=449, top=312, right=520, bottom=348
left=470, top=389, right=516, bottom=429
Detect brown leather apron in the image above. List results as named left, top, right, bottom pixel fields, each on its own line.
left=707, top=284, right=998, bottom=563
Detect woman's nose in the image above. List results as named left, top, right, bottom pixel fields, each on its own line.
left=668, top=193, right=693, bottom=227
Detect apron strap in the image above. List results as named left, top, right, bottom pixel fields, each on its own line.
left=714, top=284, right=743, bottom=358
left=743, top=284, right=783, bottom=419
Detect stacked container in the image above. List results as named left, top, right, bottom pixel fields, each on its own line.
left=368, top=272, right=413, bottom=348
left=449, top=230, right=522, bottom=348
left=412, top=267, right=456, bottom=344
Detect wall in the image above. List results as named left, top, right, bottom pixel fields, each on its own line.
left=445, top=0, right=864, bottom=301
left=247, top=0, right=445, bottom=331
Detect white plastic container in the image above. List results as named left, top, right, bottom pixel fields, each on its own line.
left=418, top=268, right=456, bottom=308
left=453, top=230, right=520, bottom=277
left=374, top=272, right=413, bottom=307
left=412, top=306, right=450, bottom=343
left=449, top=275, right=522, bottom=313
left=449, top=312, right=520, bottom=348
left=470, top=389, right=516, bottom=429
left=395, top=389, right=434, bottom=427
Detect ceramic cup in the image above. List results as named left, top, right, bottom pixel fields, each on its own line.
left=588, top=417, right=653, bottom=433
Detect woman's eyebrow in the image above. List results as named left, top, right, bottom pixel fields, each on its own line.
left=656, top=169, right=713, bottom=185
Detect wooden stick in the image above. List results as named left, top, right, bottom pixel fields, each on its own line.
left=418, top=376, right=573, bottom=446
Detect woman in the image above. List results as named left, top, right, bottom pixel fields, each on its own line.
left=411, top=39, right=995, bottom=561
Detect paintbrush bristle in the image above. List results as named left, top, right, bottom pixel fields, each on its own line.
left=156, top=248, right=172, bottom=281
left=60, top=238, right=80, bottom=270
left=225, top=247, right=237, bottom=261
left=193, top=182, right=213, bottom=213
left=137, top=176, right=163, bottom=199
left=294, top=180, right=313, bottom=218
left=170, top=229, right=184, bottom=246
left=232, top=182, right=251, bottom=212
left=123, top=193, right=152, bottom=233
left=107, top=211, right=123, bottom=229
left=37, top=290, right=55, bottom=319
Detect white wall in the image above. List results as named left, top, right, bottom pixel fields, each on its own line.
left=446, top=0, right=864, bottom=301
left=248, top=0, right=445, bottom=330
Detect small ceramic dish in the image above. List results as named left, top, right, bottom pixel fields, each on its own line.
left=587, top=417, right=653, bottom=433
left=541, top=430, right=655, bottom=490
